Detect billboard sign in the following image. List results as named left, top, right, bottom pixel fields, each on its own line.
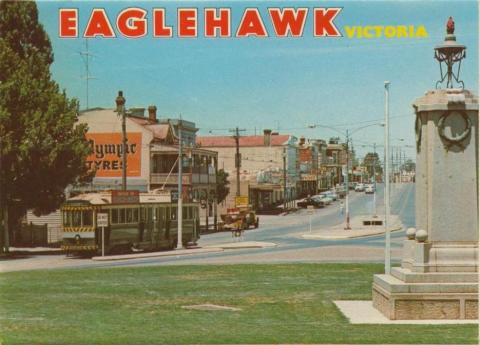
left=86, top=133, right=142, bottom=177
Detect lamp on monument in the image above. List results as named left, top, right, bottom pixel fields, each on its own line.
left=434, top=17, right=466, bottom=89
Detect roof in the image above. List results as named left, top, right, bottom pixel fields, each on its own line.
left=197, top=135, right=290, bottom=147
left=129, top=117, right=175, bottom=141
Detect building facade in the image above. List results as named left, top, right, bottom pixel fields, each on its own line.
left=197, top=130, right=299, bottom=213
left=75, top=106, right=219, bottom=229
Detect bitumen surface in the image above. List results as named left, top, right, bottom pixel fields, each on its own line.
left=1, top=183, right=414, bottom=272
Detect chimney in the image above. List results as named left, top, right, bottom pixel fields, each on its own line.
left=299, top=136, right=306, bottom=146
left=148, top=105, right=157, bottom=122
left=263, top=129, right=272, bottom=146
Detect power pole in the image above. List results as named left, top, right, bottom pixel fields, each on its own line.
left=177, top=119, right=183, bottom=249
left=229, top=127, right=246, bottom=197
left=283, top=147, right=287, bottom=211
left=373, top=143, right=377, bottom=216
left=344, top=130, right=351, bottom=230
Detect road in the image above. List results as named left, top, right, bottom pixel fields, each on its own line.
left=1, top=183, right=415, bottom=271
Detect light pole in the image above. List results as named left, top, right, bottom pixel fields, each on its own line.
left=176, top=119, right=183, bottom=249
left=384, top=81, right=391, bottom=275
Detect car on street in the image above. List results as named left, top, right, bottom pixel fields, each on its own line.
left=323, top=191, right=338, bottom=201
left=365, top=184, right=375, bottom=194
left=297, top=197, right=325, bottom=208
left=313, top=194, right=332, bottom=205
left=336, top=186, right=347, bottom=199
left=355, top=183, right=365, bottom=192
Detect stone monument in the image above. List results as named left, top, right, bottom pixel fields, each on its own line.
left=372, top=18, right=479, bottom=320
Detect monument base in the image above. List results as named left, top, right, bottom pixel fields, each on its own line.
left=372, top=267, right=478, bottom=320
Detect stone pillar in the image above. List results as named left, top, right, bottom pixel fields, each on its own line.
left=372, top=19, right=478, bottom=319
left=372, top=88, right=479, bottom=320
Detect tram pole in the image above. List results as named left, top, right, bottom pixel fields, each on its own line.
left=176, top=119, right=183, bottom=249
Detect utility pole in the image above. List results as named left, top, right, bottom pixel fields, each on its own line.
left=384, top=81, right=391, bottom=275
left=344, top=130, right=351, bottom=230
left=373, top=143, right=377, bottom=217
left=283, top=147, right=287, bottom=211
left=115, top=91, right=127, bottom=191
left=0, top=138, right=8, bottom=253
left=177, top=118, right=183, bottom=249
left=229, top=127, right=246, bottom=197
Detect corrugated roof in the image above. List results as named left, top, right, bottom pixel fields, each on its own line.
left=197, top=135, right=290, bottom=147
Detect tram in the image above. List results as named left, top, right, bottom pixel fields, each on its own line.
left=61, top=190, right=200, bottom=255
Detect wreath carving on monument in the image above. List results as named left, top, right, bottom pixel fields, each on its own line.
left=437, top=110, right=471, bottom=150
left=415, top=114, right=422, bottom=153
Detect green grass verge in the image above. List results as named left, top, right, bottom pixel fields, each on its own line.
left=0, top=263, right=476, bottom=345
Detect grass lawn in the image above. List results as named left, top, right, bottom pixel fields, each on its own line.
left=0, top=263, right=477, bottom=345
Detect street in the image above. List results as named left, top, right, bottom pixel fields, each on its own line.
left=1, top=183, right=415, bottom=272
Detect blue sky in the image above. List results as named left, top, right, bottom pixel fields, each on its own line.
left=36, top=0, right=478, bottom=160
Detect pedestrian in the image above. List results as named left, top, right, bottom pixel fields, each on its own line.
left=340, top=200, right=344, bottom=215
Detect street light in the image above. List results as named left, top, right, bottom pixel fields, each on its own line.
left=384, top=81, right=391, bottom=275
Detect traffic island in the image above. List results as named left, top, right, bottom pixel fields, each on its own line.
left=301, top=215, right=403, bottom=240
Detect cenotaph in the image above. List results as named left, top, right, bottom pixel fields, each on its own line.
left=372, top=18, right=479, bottom=320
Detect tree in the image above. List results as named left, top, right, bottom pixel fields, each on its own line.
left=362, top=152, right=383, bottom=180
left=0, top=1, right=92, bottom=252
left=216, top=169, right=230, bottom=204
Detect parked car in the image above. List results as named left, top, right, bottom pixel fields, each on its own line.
left=365, top=184, right=375, bottom=194
left=349, top=182, right=357, bottom=190
left=355, top=183, right=365, bottom=192
left=313, top=194, right=332, bottom=205
left=319, top=191, right=337, bottom=201
left=336, top=186, right=347, bottom=199
left=297, top=197, right=325, bottom=208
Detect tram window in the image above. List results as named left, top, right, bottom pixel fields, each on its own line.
left=72, top=211, right=81, bottom=227
left=82, top=211, right=93, bottom=226
left=63, top=212, right=69, bottom=226
left=119, top=209, right=126, bottom=223
left=126, top=209, right=133, bottom=223
left=111, top=209, right=118, bottom=224
left=171, top=207, right=177, bottom=220
left=133, top=208, right=139, bottom=223
left=182, top=206, right=187, bottom=219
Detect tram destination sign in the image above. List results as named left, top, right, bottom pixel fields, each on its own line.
left=111, top=190, right=140, bottom=204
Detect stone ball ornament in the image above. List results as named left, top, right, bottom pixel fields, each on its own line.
left=406, top=227, right=417, bottom=240
left=415, top=229, right=428, bottom=243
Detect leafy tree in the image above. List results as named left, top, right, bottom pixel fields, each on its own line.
left=0, top=1, right=92, bottom=252
left=216, top=169, right=230, bottom=204
left=362, top=152, right=383, bottom=180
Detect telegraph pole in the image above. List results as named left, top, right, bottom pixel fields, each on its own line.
left=177, top=119, right=183, bottom=249
left=373, top=143, right=377, bottom=216
left=115, top=91, right=127, bottom=191
left=229, top=127, right=246, bottom=197
left=283, top=147, right=287, bottom=211
left=344, top=130, right=351, bottom=230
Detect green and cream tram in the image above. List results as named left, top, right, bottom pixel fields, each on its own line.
left=61, top=191, right=200, bottom=255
